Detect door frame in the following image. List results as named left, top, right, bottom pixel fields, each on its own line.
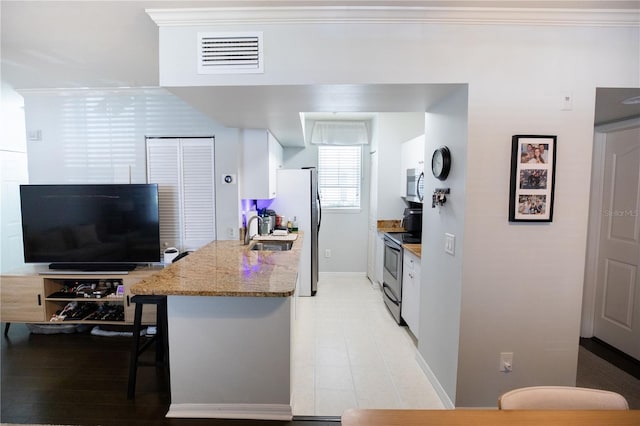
left=581, top=116, right=640, bottom=337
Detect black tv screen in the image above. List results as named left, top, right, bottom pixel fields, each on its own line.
left=20, top=184, right=160, bottom=269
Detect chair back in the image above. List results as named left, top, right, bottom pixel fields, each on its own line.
left=498, top=386, right=629, bottom=410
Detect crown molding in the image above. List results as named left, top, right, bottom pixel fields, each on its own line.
left=146, top=6, right=640, bottom=28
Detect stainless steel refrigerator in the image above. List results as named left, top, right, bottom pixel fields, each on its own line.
left=270, top=167, right=321, bottom=296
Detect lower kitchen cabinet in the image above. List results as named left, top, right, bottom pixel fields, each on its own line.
left=401, top=250, right=421, bottom=336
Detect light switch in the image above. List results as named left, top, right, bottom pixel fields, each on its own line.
left=445, top=233, right=455, bottom=255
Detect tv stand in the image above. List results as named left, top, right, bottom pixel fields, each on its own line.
left=1, top=265, right=163, bottom=331
left=49, top=263, right=138, bottom=272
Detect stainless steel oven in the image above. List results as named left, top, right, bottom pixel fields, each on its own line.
left=382, top=233, right=404, bottom=324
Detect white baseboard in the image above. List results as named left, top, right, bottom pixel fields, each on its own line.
left=415, top=351, right=455, bottom=409
left=319, top=271, right=367, bottom=281
left=166, top=403, right=292, bottom=420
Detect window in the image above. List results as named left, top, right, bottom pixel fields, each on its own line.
left=318, top=145, right=362, bottom=209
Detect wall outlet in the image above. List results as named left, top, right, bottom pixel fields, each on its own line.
left=325, top=249, right=332, bottom=258
left=499, top=352, right=514, bottom=372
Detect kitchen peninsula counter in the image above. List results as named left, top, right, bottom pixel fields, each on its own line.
left=130, top=234, right=303, bottom=421
left=130, top=233, right=302, bottom=297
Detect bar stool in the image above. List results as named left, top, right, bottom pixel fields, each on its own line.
left=127, top=294, right=169, bottom=399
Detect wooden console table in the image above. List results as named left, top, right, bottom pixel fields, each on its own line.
left=342, top=409, right=640, bottom=426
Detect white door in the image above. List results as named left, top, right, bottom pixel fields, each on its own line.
left=0, top=151, right=28, bottom=273
left=146, top=137, right=216, bottom=252
left=593, top=126, right=640, bottom=360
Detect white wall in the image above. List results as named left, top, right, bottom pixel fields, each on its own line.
left=0, top=82, right=28, bottom=273
left=282, top=112, right=425, bottom=274
left=420, top=86, right=468, bottom=404
left=214, top=127, right=243, bottom=239
left=157, top=18, right=639, bottom=406
left=20, top=87, right=241, bottom=241
left=375, top=113, right=425, bottom=220
left=282, top=144, right=370, bottom=273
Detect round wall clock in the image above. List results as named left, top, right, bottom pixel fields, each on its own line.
left=431, top=146, right=451, bottom=181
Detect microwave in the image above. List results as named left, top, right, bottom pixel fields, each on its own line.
left=406, top=168, right=425, bottom=203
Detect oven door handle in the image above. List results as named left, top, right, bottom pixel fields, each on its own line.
left=384, top=240, right=401, bottom=252
left=382, top=284, right=400, bottom=306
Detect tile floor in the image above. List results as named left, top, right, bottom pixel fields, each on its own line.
left=291, top=274, right=444, bottom=416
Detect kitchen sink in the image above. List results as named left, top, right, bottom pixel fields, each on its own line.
left=250, top=241, right=293, bottom=251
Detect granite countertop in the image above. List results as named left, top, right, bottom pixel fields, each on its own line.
left=403, top=243, right=421, bottom=258
left=130, top=233, right=303, bottom=297
left=377, top=219, right=405, bottom=233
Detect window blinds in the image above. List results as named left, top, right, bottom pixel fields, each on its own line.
left=318, top=145, right=362, bottom=209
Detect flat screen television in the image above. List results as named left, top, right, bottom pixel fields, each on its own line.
left=20, top=184, right=160, bottom=271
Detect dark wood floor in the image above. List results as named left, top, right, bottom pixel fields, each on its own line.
left=579, top=337, right=640, bottom=380
left=1, top=323, right=339, bottom=426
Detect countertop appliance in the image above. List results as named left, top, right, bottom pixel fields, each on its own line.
left=270, top=167, right=321, bottom=296
left=406, top=168, right=425, bottom=203
left=401, top=208, right=423, bottom=236
left=382, top=231, right=421, bottom=324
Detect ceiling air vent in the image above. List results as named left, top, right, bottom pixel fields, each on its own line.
left=197, top=32, right=263, bottom=74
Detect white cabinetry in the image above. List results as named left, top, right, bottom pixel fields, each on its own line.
left=241, top=129, right=283, bottom=199
left=401, top=249, right=421, bottom=336
left=400, top=135, right=425, bottom=197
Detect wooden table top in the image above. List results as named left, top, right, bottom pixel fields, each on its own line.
left=341, top=409, right=640, bottom=426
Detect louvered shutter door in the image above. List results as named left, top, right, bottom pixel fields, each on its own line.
left=146, top=139, right=182, bottom=250
left=146, top=137, right=216, bottom=252
left=180, top=139, right=216, bottom=249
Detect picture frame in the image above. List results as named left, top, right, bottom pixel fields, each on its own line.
left=509, top=134, right=557, bottom=222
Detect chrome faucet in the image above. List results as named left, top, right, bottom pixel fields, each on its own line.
left=244, top=215, right=263, bottom=245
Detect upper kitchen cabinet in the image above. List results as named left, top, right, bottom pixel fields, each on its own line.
left=241, top=129, right=283, bottom=199
left=400, top=135, right=425, bottom=197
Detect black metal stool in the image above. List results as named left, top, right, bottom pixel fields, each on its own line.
left=127, top=294, right=169, bottom=399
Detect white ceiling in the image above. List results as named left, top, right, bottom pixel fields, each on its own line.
left=2, top=1, right=639, bottom=146
left=168, top=84, right=461, bottom=145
